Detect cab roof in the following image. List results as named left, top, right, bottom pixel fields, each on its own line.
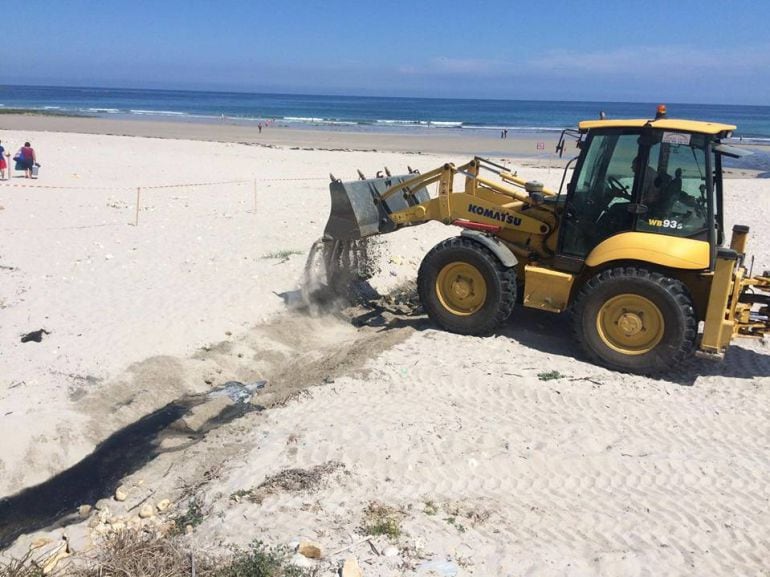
left=578, top=118, right=736, bottom=135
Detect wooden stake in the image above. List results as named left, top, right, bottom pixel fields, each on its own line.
left=134, top=187, right=141, bottom=226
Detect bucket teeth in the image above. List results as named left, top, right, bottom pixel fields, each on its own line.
left=385, top=166, right=392, bottom=177
left=357, top=169, right=366, bottom=180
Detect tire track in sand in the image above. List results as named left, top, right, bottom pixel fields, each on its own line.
left=205, top=328, right=769, bottom=576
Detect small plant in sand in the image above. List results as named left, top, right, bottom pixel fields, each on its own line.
left=442, top=501, right=491, bottom=533
left=360, top=501, right=403, bottom=540
left=229, top=488, right=257, bottom=503
left=217, top=541, right=316, bottom=577
left=537, top=370, right=564, bottom=381
left=172, top=495, right=206, bottom=535
left=261, top=249, right=304, bottom=261
left=443, top=515, right=467, bottom=533
left=423, top=500, right=439, bottom=516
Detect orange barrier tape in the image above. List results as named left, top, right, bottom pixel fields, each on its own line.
left=0, top=182, right=104, bottom=190
left=0, top=176, right=327, bottom=191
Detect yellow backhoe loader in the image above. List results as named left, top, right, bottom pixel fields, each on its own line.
left=322, top=107, right=770, bottom=374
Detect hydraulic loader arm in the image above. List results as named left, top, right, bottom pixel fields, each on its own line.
left=386, top=158, right=557, bottom=237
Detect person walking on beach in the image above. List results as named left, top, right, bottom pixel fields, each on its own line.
left=258, top=123, right=263, bottom=134
left=0, top=140, right=7, bottom=180
left=15, top=142, right=37, bottom=178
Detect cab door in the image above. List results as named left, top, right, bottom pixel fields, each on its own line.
left=559, top=130, right=641, bottom=259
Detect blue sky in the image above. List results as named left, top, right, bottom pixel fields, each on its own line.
left=8, top=0, right=770, bottom=104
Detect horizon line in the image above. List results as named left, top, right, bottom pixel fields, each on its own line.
left=1, top=82, right=767, bottom=109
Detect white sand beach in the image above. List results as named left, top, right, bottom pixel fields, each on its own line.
left=1, top=119, right=769, bottom=576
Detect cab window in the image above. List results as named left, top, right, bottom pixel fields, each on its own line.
left=636, top=133, right=709, bottom=239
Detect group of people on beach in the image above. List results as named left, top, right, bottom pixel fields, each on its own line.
left=0, top=140, right=38, bottom=179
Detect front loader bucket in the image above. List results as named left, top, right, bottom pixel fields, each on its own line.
left=324, top=175, right=430, bottom=241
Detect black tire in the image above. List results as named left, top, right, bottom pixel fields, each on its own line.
left=417, top=237, right=517, bottom=335
left=572, top=267, right=697, bottom=374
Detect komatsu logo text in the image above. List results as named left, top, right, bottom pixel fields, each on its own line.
left=468, top=203, right=522, bottom=226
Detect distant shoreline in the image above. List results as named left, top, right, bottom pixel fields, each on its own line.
left=0, top=112, right=568, bottom=159
left=0, top=112, right=766, bottom=177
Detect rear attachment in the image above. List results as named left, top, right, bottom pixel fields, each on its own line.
left=736, top=271, right=770, bottom=338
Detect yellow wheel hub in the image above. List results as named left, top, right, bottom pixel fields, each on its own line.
left=435, top=261, right=487, bottom=316
left=596, top=294, right=664, bottom=355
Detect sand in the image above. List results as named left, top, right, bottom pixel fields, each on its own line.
left=1, top=117, right=769, bottom=576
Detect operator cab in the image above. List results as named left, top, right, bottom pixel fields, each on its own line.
left=556, top=109, right=737, bottom=269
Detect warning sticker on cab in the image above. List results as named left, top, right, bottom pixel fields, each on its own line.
left=662, top=132, right=691, bottom=145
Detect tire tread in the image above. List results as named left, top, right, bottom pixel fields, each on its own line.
left=572, top=266, right=697, bottom=374
left=417, top=236, right=517, bottom=335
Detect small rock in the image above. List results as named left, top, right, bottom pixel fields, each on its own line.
left=97, top=507, right=111, bottom=523
left=92, top=523, right=109, bottom=536
left=156, top=499, right=171, bottom=512
left=342, top=556, right=364, bottom=577
left=114, top=486, right=128, bottom=502
left=297, top=541, right=322, bottom=559
left=185, top=524, right=194, bottom=535
left=383, top=546, right=400, bottom=557
left=78, top=505, right=92, bottom=518
left=110, top=521, right=126, bottom=532
left=94, top=499, right=111, bottom=511
left=139, top=504, right=155, bottom=519
left=29, top=536, right=52, bottom=549
left=289, top=553, right=317, bottom=568
left=411, top=537, right=425, bottom=552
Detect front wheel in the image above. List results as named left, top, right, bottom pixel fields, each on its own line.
left=572, top=267, right=697, bottom=374
left=417, top=237, right=517, bottom=335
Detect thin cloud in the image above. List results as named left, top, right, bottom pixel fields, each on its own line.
left=526, top=44, right=770, bottom=77
left=398, top=56, right=506, bottom=76
left=399, top=44, right=770, bottom=79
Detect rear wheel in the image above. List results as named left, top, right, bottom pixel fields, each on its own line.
left=417, top=237, right=516, bottom=335
left=572, top=267, right=697, bottom=374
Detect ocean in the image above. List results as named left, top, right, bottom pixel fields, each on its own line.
left=1, top=84, right=769, bottom=141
